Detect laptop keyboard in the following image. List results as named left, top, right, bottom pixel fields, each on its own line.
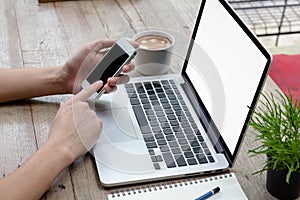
left=125, top=79, right=215, bottom=170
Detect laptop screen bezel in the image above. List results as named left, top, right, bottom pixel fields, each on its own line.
left=181, top=0, right=272, bottom=166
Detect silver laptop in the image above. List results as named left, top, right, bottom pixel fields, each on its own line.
left=92, top=0, right=272, bottom=186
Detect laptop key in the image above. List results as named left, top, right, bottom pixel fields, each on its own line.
left=183, top=127, right=193, bottom=134
left=143, top=104, right=151, bottom=109
left=143, top=134, right=155, bottom=142
left=151, top=155, right=163, bottom=162
left=178, top=138, right=188, bottom=145
left=147, top=90, right=155, bottom=95
left=207, top=156, right=215, bottom=163
left=136, top=86, right=145, bottom=94
left=180, top=100, right=186, bottom=106
left=157, top=139, right=167, bottom=146
left=166, top=135, right=175, bottom=141
left=175, top=132, right=185, bottom=138
left=162, top=152, right=176, bottom=168
left=160, top=98, right=169, bottom=103
left=144, top=82, right=153, bottom=90
left=186, top=134, right=196, bottom=141
left=204, top=148, right=211, bottom=155
left=126, top=88, right=135, bottom=94
left=152, top=81, right=161, bottom=88
left=146, top=142, right=157, bottom=149
left=149, top=121, right=159, bottom=127
left=153, top=105, right=163, bottom=111
left=196, top=154, right=208, bottom=164
left=193, top=147, right=203, bottom=154
left=162, top=103, right=171, bottom=109
left=156, top=88, right=164, bottom=93
left=181, top=145, right=191, bottom=152
left=152, top=127, right=161, bottom=133
left=165, top=109, right=173, bottom=114
left=178, top=116, right=187, bottom=122
left=141, top=99, right=149, bottom=104
left=125, top=83, right=134, bottom=88
left=167, top=114, right=176, bottom=120
left=139, top=93, right=147, bottom=99
left=168, top=94, right=176, bottom=100
left=181, top=122, right=190, bottom=128
left=163, top=128, right=173, bottom=135
left=151, top=100, right=160, bottom=106
left=184, top=151, right=194, bottom=158
left=149, top=95, right=158, bottom=101
left=148, top=149, right=155, bottom=155
left=157, top=93, right=166, bottom=98
left=174, top=155, right=187, bottom=166
left=153, top=163, right=160, bottom=170
left=161, top=80, right=169, bottom=85
left=190, top=140, right=200, bottom=147
left=170, top=120, right=179, bottom=126
left=154, top=133, right=164, bottom=139
left=187, top=158, right=198, bottom=165
left=191, top=122, right=198, bottom=129
left=147, top=115, right=156, bottom=121
left=201, top=141, right=208, bottom=148
left=170, top=100, right=179, bottom=105
left=169, top=141, right=179, bottom=148
left=141, top=126, right=152, bottom=134
left=171, top=147, right=182, bottom=154
left=130, top=98, right=140, bottom=105
left=198, top=135, right=204, bottom=142
left=160, top=145, right=170, bottom=152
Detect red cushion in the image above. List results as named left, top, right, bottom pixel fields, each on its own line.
left=269, top=54, right=300, bottom=102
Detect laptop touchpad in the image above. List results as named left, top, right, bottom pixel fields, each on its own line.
left=96, top=108, right=139, bottom=143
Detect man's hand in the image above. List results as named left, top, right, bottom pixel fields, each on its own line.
left=47, top=81, right=103, bottom=163
left=61, top=39, right=136, bottom=94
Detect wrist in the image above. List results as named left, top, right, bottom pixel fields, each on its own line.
left=52, top=65, right=72, bottom=94
left=41, top=140, right=75, bottom=168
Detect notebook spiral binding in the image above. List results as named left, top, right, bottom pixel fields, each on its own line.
left=110, top=173, right=233, bottom=198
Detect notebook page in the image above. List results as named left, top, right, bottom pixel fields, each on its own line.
left=108, top=173, right=248, bottom=200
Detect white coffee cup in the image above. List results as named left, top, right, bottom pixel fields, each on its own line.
left=132, top=30, right=175, bottom=76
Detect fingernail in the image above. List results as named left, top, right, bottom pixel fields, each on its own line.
left=96, top=80, right=103, bottom=85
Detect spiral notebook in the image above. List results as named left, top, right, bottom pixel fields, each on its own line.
left=108, top=173, right=248, bottom=200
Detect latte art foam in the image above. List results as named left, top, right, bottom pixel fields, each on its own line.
left=136, top=35, right=172, bottom=50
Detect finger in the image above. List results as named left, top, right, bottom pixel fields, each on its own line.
left=124, top=38, right=139, bottom=49
left=122, top=61, right=135, bottom=73
left=73, top=81, right=103, bottom=102
left=107, top=75, right=130, bottom=86
left=104, top=84, right=117, bottom=93
left=130, top=41, right=139, bottom=49
left=94, top=39, right=116, bottom=53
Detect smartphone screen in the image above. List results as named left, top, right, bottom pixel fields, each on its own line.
left=86, top=43, right=130, bottom=89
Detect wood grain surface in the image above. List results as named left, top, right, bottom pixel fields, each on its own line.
left=0, top=0, right=292, bottom=199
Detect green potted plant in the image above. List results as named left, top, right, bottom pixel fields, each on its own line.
left=248, top=90, right=300, bottom=200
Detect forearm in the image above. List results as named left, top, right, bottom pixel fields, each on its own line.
left=0, top=67, right=69, bottom=103
left=0, top=142, right=73, bottom=200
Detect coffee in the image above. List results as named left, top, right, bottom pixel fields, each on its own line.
left=135, top=35, right=172, bottom=50
left=132, top=30, right=175, bottom=75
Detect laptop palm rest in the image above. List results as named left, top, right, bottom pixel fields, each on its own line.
left=94, top=108, right=153, bottom=173
left=96, top=108, right=139, bottom=143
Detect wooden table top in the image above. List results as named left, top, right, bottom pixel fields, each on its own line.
left=0, top=0, right=287, bottom=199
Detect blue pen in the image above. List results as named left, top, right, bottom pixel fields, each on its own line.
left=195, top=187, right=220, bottom=200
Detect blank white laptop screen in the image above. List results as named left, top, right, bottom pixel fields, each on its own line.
left=186, top=0, right=268, bottom=154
